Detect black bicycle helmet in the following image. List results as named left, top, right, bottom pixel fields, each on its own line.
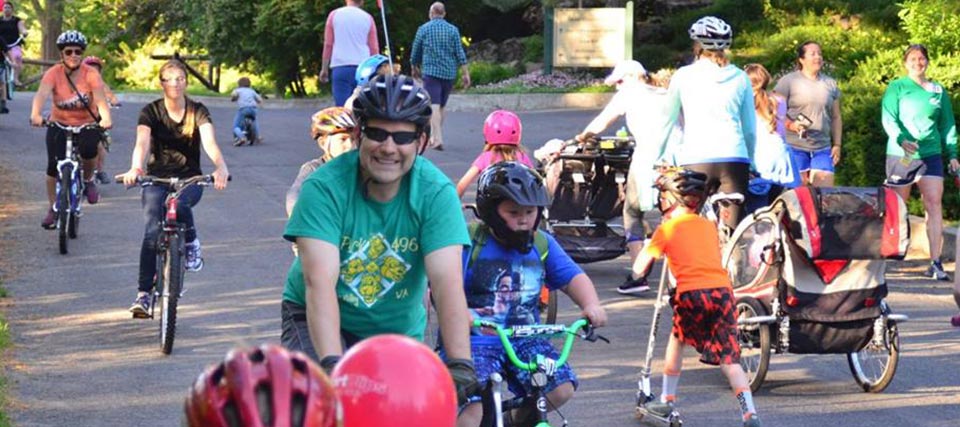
left=476, top=162, right=550, bottom=253
left=56, top=30, right=88, bottom=50
left=352, top=74, right=432, bottom=131
left=655, top=167, right=708, bottom=213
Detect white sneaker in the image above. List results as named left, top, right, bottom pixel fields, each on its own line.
left=185, top=239, right=203, bottom=272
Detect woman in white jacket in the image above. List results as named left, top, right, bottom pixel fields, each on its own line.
left=656, top=16, right=756, bottom=230
left=575, top=60, right=676, bottom=294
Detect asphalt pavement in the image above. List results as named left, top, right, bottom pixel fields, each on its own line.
left=0, top=92, right=958, bottom=427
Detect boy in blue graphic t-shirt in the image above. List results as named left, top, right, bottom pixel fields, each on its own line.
left=457, top=162, right=607, bottom=427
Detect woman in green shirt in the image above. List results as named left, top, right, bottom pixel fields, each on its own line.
left=881, top=44, right=958, bottom=281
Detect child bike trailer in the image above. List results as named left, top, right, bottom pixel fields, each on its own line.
left=539, top=136, right=634, bottom=264
left=724, top=186, right=910, bottom=393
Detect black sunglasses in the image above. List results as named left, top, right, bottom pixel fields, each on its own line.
left=62, top=48, right=84, bottom=56
left=362, top=127, right=421, bottom=145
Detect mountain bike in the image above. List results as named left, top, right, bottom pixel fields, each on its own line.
left=474, top=318, right=608, bottom=427
left=119, top=174, right=217, bottom=355
left=46, top=121, right=101, bottom=254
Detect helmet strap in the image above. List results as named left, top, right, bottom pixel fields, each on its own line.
left=486, top=207, right=541, bottom=254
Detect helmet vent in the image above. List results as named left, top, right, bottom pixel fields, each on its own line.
left=256, top=384, right=274, bottom=427
left=291, top=393, right=307, bottom=427
left=249, top=348, right=265, bottom=363
left=290, top=357, right=308, bottom=374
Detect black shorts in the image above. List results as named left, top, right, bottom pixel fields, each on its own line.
left=45, top=125, right=101, bottom=177
left=671, top=287, right=741, bottom=366
left=422, top=75, right=454, bottom=107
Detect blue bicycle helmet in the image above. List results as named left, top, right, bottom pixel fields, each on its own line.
left=355, top=54, right=390, bottom=86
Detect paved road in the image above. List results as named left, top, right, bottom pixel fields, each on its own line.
left=0, top=93, right=958, bottom=427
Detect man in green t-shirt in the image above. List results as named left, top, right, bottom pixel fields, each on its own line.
left=282, top=74, right=478, bottom=403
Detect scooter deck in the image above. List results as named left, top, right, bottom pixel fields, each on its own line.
left=635, top=405, right=682, bottom=427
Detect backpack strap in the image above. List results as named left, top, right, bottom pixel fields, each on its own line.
left=533, top=229, right=549, bottom=263
left=467, top=222, right=488, bottom=268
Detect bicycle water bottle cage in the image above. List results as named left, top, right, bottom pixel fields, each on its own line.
left=166, top=198, right=179, bottom=223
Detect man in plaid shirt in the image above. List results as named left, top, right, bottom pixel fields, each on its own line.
left=410, top=2, right=471, bottom=151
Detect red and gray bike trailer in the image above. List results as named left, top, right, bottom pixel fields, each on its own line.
left=724, top=186, right=909, bottom=393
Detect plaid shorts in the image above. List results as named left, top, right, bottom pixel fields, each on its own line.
left=671, top=287, right=741, bottom=366
left=468, top=337, right=578, bottom=403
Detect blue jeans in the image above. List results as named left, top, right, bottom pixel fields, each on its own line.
left=138, top=185, right=203, bottom=292
left=332, top=65, right=358, bottom=107
left=232, top=106, right=259, bottom=140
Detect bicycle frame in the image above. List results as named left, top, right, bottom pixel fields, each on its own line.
left=474, top=318, right=606, bottom=427
left=53, top=129, right=81, bottom=217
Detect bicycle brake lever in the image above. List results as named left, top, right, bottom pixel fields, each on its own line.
left=582, top=328, right=610, bottom=343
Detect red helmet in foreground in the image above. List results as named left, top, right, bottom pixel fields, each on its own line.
left=333, top=334, right=457, bottom=427
left=185, top=344, right=339, bottom=427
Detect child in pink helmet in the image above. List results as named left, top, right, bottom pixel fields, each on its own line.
left=456, top=109, right=536, bottom=198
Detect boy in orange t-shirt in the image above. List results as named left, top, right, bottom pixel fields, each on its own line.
left=632, top=168, right=760, bottom=427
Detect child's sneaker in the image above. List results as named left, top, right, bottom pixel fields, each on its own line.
left=129, top=292, right=151, bottom=318
left=618, top=274, right=650, bottom=295
left=951, top=313, right=960, bottom=328
left=743, top=413, right=761, bottom=427
left=233, top=137, right=247, bottom=146
left=927, top=260, right=950, bottom=281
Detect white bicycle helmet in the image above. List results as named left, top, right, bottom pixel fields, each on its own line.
left=688, top=16, right=732, bottom=51
left=56, top=30, right=88, bottom=50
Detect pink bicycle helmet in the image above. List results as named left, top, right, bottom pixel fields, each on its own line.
left=483, top=110, right=522, bottom=146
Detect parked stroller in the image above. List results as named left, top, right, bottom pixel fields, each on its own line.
left=725, top=186, right=910, bottom=392
left=536, top=135, right=634, bottom=264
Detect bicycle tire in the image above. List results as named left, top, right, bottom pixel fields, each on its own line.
left=544, top=289, right=558, bottom=325
left=736, top=297, right=771, bottom=392
left=847, top=318, right=900, bottom=393
left=159, top=230, right=184, bottom=355
left=68, top=201, right=79, bottom=239
left=244, top=116, right=257, bottom=144
left=57, top=165, right=72, bottom=254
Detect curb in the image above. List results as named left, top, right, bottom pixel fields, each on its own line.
left=114, top=91, right=613, bottom=112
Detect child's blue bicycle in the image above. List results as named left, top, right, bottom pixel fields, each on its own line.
left=473, top=318, right=608, bottom=427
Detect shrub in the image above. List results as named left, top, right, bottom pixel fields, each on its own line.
left=467, top=61, right=518, bottom=86
left=522, top=35, right=544, bottom=64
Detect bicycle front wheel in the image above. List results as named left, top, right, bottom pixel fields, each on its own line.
left=847, top=318, right=900, bottom=392
left=159, top=231, right=184, bottom=355
left=57, top=166, right=72, bottom=254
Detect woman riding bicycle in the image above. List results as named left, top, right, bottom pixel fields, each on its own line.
left=118, top=59, right=229, bottom=317
left=656, top=16, right=755, bottom=231
left=29, top=30, right=112, bottom=229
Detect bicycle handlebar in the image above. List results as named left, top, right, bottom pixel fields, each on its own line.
left=114, top=174, right=230, bottom=190
left=472, top=318, right=608, bottom=372
left=43, top=120, right=102, bottom=134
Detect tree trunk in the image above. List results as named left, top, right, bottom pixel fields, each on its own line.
left=31, top=0, right=64, bottom=60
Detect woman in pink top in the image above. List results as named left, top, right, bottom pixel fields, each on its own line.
left=456, top=110, right=535, bottom=198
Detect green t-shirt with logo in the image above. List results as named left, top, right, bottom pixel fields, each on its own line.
left=283, top=150, right=469, bottom=340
